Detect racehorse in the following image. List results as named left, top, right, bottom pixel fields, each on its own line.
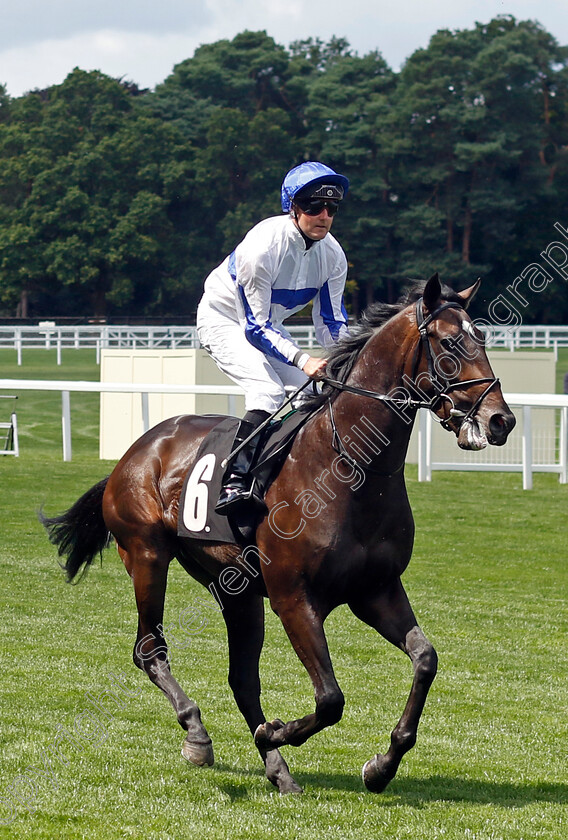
left=42, top=274, right=515, bottom=795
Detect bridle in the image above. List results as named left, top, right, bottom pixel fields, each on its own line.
left=322, top=296, right=501, bottom=476
left=322, top=296, right=500, bottom=433
left=413, top=298, right=499, bottom=431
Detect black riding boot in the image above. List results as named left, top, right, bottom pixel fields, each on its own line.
left=215, top=413, right=269, bottom=515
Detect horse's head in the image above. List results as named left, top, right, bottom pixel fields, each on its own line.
left=411, top=273, right=516, bottom=450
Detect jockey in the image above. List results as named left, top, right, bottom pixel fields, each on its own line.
left=196, top=161, right=350, bottom=514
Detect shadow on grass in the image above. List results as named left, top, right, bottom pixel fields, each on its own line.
left=295, top=771, right=568, bottom=805
left=210, top=762, right=273, bottom=801
left=212, top=762, right=568, bottom=805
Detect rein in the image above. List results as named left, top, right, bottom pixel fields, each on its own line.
left=318, top=377, right=428, bottom=411
left=321, top=296, right=500, bottom=471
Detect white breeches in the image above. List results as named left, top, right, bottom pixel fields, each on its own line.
left=196, top=310, right=309, bottom=413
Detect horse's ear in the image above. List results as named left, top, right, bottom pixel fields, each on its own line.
left=423, top=273, right=441, bottom=312
left=458, top=278, right=481, bottom=309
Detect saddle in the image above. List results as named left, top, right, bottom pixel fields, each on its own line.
left=178, top=409, right=313, bottom=545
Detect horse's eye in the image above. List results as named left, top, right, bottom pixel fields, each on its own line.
left=439, top=337, right=453, bottom=350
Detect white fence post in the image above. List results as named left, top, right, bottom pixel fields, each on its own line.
left=560, top=406, right=567, bottom=485
left=62, top=390, right=72, bottom=462
left=522, top=405, right=533, bottom=490
left=11, top=412, right=19, bottom=457
left=141, top=393, right=150, bottom=433
left=418, top=408, right=432, bottom=482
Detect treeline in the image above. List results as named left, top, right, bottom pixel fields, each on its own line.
left=0, top=15, right=567, bottom=323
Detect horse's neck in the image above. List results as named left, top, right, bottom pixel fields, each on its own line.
left=336, top=312, right=418, bottom=473
left=352, top=311, right=415, bottom=388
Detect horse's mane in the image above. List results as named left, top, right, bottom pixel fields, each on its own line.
left=301, top=279, right=464, bottom=411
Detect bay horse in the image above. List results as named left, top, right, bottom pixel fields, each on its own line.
left=42, top=274, right=515, bottom=795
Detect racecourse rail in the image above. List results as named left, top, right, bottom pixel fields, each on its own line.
left=1, top=323, right=568, bottom=364
left=0, top=377, right=566, bottom=490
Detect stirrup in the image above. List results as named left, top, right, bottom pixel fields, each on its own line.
left=215, top=479, right=267, bottom=515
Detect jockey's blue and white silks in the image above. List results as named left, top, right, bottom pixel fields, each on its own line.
left=196, top=215, right=349, bottom=413
left=199, top=215, right=348, bottom=361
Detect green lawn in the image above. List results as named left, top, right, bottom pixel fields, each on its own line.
left=0, top=348, right=100, bottom=460
left=0, top=349, right=566, bottom=839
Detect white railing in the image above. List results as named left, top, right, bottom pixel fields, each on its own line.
left=0, top=378, right=566, bottom=489
left=417, top=393, right=568, bottom=490
left=0, top=378, right=243, bottom=462
left=0, top=325, right=200, bottom=365
left=0, top=324, right=319, bottom=364
left=1, top=323, right=568, bottom=364
left=483, top=324, right=568, bottom=352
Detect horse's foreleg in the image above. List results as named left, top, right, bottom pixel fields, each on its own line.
left=349, top=578, right=438, bottom=793
left=121, top=541, right=214, bottom=767
left=254, top=595, right=344, bottom=751
left=223, top=594, right=303, bottom=794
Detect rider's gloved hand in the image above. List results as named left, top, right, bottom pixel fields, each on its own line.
left=302, top=357, right=327, bottom=379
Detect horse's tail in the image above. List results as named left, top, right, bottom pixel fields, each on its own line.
left=40, top=476, right=111, bottom=583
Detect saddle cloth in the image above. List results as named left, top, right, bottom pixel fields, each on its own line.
left=177, top=409, right=313, bottom=544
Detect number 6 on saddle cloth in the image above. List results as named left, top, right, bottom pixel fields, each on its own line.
left=178, top=406, right=312, bottom=545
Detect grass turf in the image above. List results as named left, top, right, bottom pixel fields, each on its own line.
left=0, top=348, right=566, bottom=839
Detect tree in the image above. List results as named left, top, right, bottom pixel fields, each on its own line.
left=0, top=91, right=49, bottom=316
left=150, top=31, right=295, bottom=141
left=0, top=69, right=189, bottom=317
left=1, top=21, right=567, bottom=322
left=389, top=16, right=568, bottom=312
left=301, top=48, right=397, bottom=309
left=147, top=31, right=305, bottom=306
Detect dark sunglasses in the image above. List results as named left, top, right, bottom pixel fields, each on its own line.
left=296, top=198, right=340, bottom=217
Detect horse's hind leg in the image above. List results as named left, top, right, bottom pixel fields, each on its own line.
left=222, top=594, right=303, bottom=794
left=349, top=578, right=438, bottom=793
left=119, top=538, right=214, bottom=767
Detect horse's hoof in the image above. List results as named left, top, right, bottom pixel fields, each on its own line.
left=254, top=719, right=286, bottom=749
left=181, top=737, right=214, bottom=767
left=278, top=778, right=304, bottom=795
left=264, top=747, right=303, bottom=794
left=362, top=754, right=394, bottom=793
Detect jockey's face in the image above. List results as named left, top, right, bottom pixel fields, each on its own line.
left=293, top=204, right=335, bottom=241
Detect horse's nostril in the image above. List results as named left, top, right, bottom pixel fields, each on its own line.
left=489, top=411, right=516, bottom=442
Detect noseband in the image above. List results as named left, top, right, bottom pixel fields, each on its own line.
left=322, top=297, right=500, bottom=430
